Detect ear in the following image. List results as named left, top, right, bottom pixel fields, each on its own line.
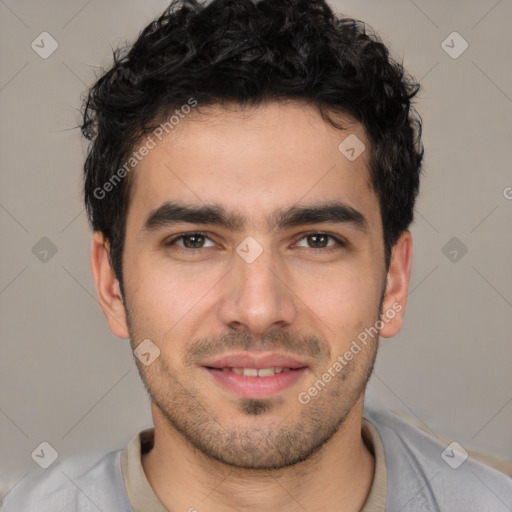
left=90, top=232, right=130, bottom=339
left=379, top=230, right=413, bottom=338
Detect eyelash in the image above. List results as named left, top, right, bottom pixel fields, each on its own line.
left=164, top=231, right=347, bottom=252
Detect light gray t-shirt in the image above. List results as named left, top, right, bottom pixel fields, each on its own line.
left=2, top=404, right=511, bottom=511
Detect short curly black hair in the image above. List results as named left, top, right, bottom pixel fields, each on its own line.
left=81, top=0, right=423, bottom=297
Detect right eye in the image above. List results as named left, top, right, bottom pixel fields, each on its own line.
left=164, top=232, right=216, bottom=250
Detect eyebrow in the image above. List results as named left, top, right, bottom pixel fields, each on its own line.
left=140, top=200, right=369, bottom=235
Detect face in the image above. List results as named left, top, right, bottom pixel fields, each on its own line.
left=95, top=101, right=410, bottom=470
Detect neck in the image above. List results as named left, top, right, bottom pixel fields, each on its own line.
left=141, top=396, right=375, bottom=512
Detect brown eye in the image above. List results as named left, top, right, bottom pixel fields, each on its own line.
left=295, top=233, right=345, bottom=249
left=181, top=234, right=206, bottom=248
left=307, top=234, right=329, bottom=248
left=165, top=232, right=215, bottom=249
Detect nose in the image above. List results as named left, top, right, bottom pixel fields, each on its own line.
left=217, top=246, right=298, bottom=337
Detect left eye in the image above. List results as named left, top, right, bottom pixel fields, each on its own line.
left=295, top=233, right=343, bottom=249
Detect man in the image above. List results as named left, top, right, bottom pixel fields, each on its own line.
left=3, top=0, right=511, bottom=510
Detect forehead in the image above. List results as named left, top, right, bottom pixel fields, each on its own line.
left=126, top=101, right=381, bottom=233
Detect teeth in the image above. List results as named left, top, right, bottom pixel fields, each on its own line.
left=220, top=367, right=293, bottom=376
left=256, top=367, right=275, bottom=377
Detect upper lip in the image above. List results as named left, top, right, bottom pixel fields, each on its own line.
left=203, top=352, right=309, bottom=370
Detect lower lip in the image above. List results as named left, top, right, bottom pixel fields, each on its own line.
left=204, top=367, right=308, bottom=398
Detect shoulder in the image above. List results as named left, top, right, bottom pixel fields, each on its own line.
left=1, top=448, right=133, bottom=512
left=363, top=405, right=512, bottom=511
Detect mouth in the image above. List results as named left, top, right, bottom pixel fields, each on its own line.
left=202, top=353, right=310, bottom=398
left=209, top=366, right=299, bottom=376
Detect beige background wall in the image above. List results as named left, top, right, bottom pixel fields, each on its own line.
left=1, top=0, right=511, bottom=495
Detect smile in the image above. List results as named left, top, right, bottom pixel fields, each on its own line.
left=204, top=366, right=308, bottom=398
left=217, top=367, right=293, bottom=376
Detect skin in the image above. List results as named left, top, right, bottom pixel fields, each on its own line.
left=91, top=101, right=412, bottom=512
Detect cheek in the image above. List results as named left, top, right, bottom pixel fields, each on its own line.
left=295, top=265, right=380, bottom=341
left=124, top=254, right=225, bottom=336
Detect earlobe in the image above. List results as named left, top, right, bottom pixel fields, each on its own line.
left=379, top=230, right=413, bottom=339
left=90, top=232, right=130, bottom=339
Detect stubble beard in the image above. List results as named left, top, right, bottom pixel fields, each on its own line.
left=128, top=325, right=378, bottom=470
